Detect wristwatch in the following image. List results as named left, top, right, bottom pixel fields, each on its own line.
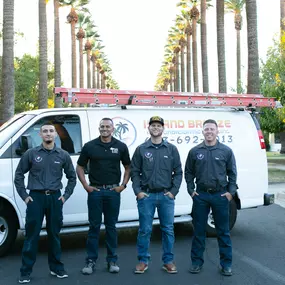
left=121, top=184, right=127, bottom=189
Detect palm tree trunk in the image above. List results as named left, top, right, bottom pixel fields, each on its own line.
left=38, top=0, right=48, bottom=109
left=236, top=28, right=241, bottom=93
left=186, top=33, right=191, bottom=92
left=71, top=22, right=77, bottom=88
left=79, top=38, right=84, bottom=88
left=217, top=0, right=227, bottom=93
left=192, top=19, right=199, bottom=92
left=87, top=50, right=91, bottom=88
left=281, top=0, right=285, bottom=33
left=246, top=0, right=260, bottom=94
left=201, top=0, right=209, bottom=92
left=54, top=0, right=62, bottom=107
left=92, top=60, right=96, bottom=88
left=175, top=54, right=180, bottom=91
left=96, top=67, right=100, bottom=88
left=1, top=0, right=15, bottom=123
left=180, top=46, right=185, bottom=92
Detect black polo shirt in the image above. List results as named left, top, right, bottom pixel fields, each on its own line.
left=77, top=137, right=131, bottom=185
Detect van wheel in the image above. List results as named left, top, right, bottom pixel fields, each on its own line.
left=0, top=209, right=18, bottom=257
left=206, top=200, right=237, bottom=237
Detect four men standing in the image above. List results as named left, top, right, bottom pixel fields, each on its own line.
left=14, top=117, right=237, bottom=281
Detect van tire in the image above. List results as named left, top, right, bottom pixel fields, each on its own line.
left=206, top=199, right=237, bottom=237
left=0, top=208, right=18, bottom=257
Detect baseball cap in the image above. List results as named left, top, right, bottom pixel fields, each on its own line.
left=149, top=116, right=164, bottom=126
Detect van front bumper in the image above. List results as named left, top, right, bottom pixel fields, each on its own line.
left=264, top=193, right=274, bottom=205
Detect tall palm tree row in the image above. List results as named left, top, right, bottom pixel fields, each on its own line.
left=1, top=0, right=15, bottom=122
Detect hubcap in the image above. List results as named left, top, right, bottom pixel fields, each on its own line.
left=0, top=217, right=8, bottom=246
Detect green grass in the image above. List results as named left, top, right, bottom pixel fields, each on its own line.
left=267, top=152, right=285, bottom=165
left=268, top=168, right=285, bottom=183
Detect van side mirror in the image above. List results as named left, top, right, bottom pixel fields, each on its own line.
left=15, top=135, right=32, bottom=155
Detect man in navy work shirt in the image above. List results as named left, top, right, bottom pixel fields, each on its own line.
left=131, top=116, right=182, bottom=274
left=185, top=119, right=237, bottom=276
left=76, top=117, right=131, bottom=275
left=14, top=123, right=76, bottom=284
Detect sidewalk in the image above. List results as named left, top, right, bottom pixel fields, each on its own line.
left=267, top=163, right=285, bottom=207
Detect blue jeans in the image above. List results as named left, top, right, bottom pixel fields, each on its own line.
left=86, top=188, right=120, bottom=263
left=191, top=191, right=232, bottom=268
left=20, top=191, right=64, bottom=275
left=137, top=192, right=175, bottom=264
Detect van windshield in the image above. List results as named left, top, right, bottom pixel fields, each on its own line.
left=0, top=114, right=35, bottom=149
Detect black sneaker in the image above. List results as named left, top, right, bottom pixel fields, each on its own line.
left=50, top=270, right=68, bottom=278
left=220, top=267, right=232, bottom=276
left=19, top=274, right=31, bottom=283
left=189, top=265, right=203, bottom=274
left=81, top=259, right=96, bottom=275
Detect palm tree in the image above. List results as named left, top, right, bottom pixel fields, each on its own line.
left=201, top=0, right=209, bottom=92
left=225, top=0, right=245, bottom=93
left=281, top=0, right=285, bottom=33
left=185, top=22, right=192, bottom=92
left=1, top=0, right=15, bottom=123
left=246, top=0, right=260, bottom=94
left=76, top=12, right=91, bottom=88
left=217, top=0, right=227, bottom=93
left=62, top=0, right=89, bottom=88
left=190, top=3, right=200, bottom=92
left=38, top=0, right=48, bottom=109
left=54, top=0, right=62, bottom=107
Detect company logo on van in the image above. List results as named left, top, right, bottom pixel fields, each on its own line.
left=112, top=117, right=137, bottom=147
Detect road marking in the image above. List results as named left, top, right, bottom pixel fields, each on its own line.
left=234, top=250, right=285, bottom=284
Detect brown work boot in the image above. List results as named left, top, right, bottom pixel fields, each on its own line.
left=134, top=262, right=148, bottom=274
left=162, top=263, right=178, bottom=274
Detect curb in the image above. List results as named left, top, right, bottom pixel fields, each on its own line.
left=277, top=192, right=285, bottom=200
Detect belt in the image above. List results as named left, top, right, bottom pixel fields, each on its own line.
left=147, top=188, right=165, bottom=193
left=92, top=184, right=119, bottom=189
left=199, top=188, right=220, bottom=194
left=30, top=190, right=59, bottom=195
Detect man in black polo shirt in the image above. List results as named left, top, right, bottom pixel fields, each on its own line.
left=14, top=123, right=76, bottom=283
left=76, top=117, right=131, bottom=275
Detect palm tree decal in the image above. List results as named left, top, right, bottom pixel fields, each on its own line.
left=114, top=122, right=129, bottom=140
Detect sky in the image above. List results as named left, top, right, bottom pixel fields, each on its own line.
left=0, top=0, right=281, bottom=92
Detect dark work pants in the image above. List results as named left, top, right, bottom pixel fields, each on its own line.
left=20, top=191, right=64, bottom=275
left=191, top=191, right=232, bottom=268
left=86, top=188, right=121, bottom=263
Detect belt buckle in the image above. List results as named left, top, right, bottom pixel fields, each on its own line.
left=45, top=190, right=51, bottom=196
left=207, top=188, right=215, bottom=194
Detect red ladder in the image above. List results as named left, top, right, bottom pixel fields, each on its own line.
left=54, top=87, right=277, bottom=108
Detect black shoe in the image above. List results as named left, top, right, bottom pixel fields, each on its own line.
left=19, top=274, right=31, bottom=283
left=189, top=265, right=203, bottom=274
left=50, top=269, right=68, bottom=278
left=220, top=267, right=232, bottom=276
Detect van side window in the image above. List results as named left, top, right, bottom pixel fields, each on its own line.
left=6, top=115, right=82, bottom=158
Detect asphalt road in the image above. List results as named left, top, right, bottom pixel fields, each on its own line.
left=1, top=189, right=285, bottom=285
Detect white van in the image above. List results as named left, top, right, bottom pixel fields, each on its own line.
left=0, top=91, right=274, bottom=256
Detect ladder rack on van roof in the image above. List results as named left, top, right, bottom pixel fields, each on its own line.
left=54, top=87, right=277, bottom=108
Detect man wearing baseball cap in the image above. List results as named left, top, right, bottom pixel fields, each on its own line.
left=131, top=116, right=182, bottom=274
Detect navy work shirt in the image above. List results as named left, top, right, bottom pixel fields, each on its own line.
left=14, top=144, right=77, bottom=201
left=131, top=139, right=182, bottom=196
left=185, top=141, right=237, bottom=196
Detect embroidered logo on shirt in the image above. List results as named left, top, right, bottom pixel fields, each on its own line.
left=215, top=157, right=220, bottom=160
left=145, top=152, right=152, bottom=158
left=110, top=147, right=119, bottom=154
left=197, top=153, right=204, bottom=160
left=35, top=156, right=42, bottom=163
left=164, top=156, right=168, bottom=158
left=54, top=161, right=60, bottom=164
